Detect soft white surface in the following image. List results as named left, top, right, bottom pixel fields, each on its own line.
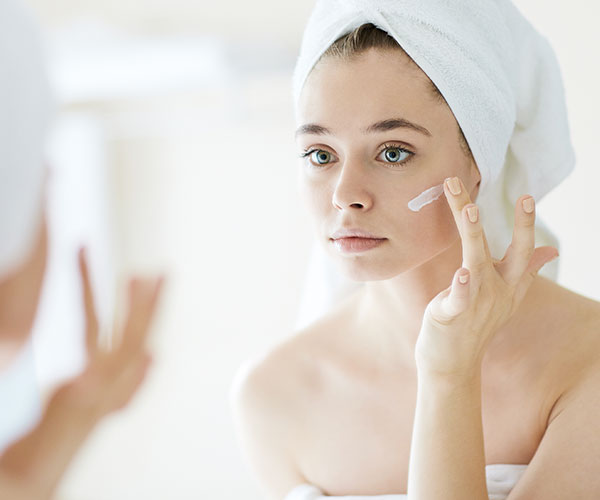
left=284, top=464, right=528, bottom=500
left=0, top=341, right=41, bottom=453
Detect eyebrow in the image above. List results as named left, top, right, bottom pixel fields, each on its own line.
left=294, top=117, right=432, bottom=139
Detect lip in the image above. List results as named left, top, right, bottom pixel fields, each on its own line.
left=330, top=227, right=385, bottom=239
left=330, top=227, right=387, bottom=254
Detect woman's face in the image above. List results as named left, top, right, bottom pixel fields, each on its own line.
left=295, top=48, right=481, bottom=281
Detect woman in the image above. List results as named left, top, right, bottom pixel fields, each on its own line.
left=231, top=1, right=600, bottom=499
left=0, top=1, right=164, bottom=498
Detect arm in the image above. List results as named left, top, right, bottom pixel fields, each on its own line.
left=0, top=384, right=101, bottom=499
left=407, top=369, right=487, bottom=500
left=407, top=177, right=556, bottom=500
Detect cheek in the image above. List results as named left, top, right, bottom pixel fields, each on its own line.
left=299, top=174, right=331, bottom=216
left=412, top=199, right=458, bottom=245
left=390, top=186, right=459, bottom=256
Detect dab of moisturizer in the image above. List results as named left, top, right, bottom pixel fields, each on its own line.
left=407, top=183, right=445, bottom=212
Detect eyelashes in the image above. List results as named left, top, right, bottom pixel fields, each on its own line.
left=299, top=143, right=415, bottom=169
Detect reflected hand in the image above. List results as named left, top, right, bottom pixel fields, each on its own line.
left=57, top=248, right=164, bottom=417
left=0, top=248, right=165, bottom=500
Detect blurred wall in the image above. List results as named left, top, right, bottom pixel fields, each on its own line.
left=25, top=0, right=312, bottom=48
left=14, top=1, right=600, bottom=499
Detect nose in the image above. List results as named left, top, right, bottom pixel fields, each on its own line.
left=331, top=160, right=374, bottom=211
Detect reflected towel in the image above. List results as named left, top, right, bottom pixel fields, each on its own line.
left=0, top=0, right=55, bottom=279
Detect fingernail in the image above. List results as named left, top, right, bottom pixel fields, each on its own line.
left=467, top=205, right=478, bottom=223
left=459, top=273, right=469, bottom=284
left=447, top=177, right=461, bottom=196
left=523, top=197, right=535, bottom=214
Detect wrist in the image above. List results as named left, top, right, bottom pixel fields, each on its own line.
left=417, top=365, right=482, bottom=393
left=52, top=381, right=104, bottom=427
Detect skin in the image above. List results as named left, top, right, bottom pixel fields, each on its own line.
left=295, top=48, right=487, bottom=369
left=231, top=47, right=600, bottom=499
left=406, top=175, right=556, bottom=499
left=0, top=212, right=48, bottom=368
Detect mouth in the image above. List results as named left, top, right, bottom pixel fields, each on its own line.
left=330, top=236, right=387, bottom=254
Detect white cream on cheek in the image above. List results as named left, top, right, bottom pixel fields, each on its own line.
left=407, top=183, right=445, bottom=212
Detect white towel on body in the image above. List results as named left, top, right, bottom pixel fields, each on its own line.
left=291, top=0, right=575, bottom=329
left=284, top=463, right=528, bottom=500
left=0, top=0, right=55, bottom=280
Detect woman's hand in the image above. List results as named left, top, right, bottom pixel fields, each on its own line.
left=0, top=248, right=165, bottom=500
left=414, top=176, right=558, bottom=381
left=57, top=248, right=165, bottom=418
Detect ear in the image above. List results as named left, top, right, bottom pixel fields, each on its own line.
left=469, top=158, right=481, bottom=201
left=471, top=158, right=481, bottom=184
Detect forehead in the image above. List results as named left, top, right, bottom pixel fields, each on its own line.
left=297, top=49, right=434, bottom=122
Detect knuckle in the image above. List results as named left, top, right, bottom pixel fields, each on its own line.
left=521, top=216, right=536, bottom=228
left=509, top=242, right=533, bottom=260
left=466, top=225, right=483, bottom=241
left=516, top=245, right=534, bottom=261
left=470, top=259, right=488, bottom=275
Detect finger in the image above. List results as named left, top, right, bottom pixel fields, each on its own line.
left=444, top=176, right=492, bottom=260
left=119, top=276, right=165, bottom=355
left=460, top=203, right=491, bottom=288
left=443, top=176, right=472, bottom=236
left=497, top=195, right=537, bottom=286
left=440, top=268, right=471, bottom=319
left=512, top=246, right=559, bottom=305
left=78, top=247, right=100, bottom=356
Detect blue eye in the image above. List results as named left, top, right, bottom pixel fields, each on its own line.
left=299, top=143, right=414, bottom=169
left=299, top=149, right=333, bottom=166
left=380, top=145, right=412, bottom=164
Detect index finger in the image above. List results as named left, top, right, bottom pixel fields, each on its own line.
left=78, top=247, right=100, bottom=356
left=443, top=176, right=492, bottom=260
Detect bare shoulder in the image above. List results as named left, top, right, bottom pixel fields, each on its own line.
left=507, top=281, right=600, bottom=498
left=231, top=289, right=360, bottom=408
left=229, top=316, right=339, bottom=500
left=230, top=314, right=336, bottom=411
left=535, top=277, right=600, bottom=421
left=537, top=276, right=600, bottom=347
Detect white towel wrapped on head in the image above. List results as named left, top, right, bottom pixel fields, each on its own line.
left=291, top=0, right=576, bottom=328
left=0, top=0, right=55, bottom=280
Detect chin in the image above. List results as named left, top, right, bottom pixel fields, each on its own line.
left=329, top=251, right=409, bottom=282
left=328, top=237, right=457, bottom=282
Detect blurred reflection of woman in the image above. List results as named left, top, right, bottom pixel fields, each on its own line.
left=0, top=1, right=163, bottom=498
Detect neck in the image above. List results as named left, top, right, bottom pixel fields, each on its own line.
left=351, top=237, right=538, bottom=374
left=354, top=237, right=466, bottom=370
